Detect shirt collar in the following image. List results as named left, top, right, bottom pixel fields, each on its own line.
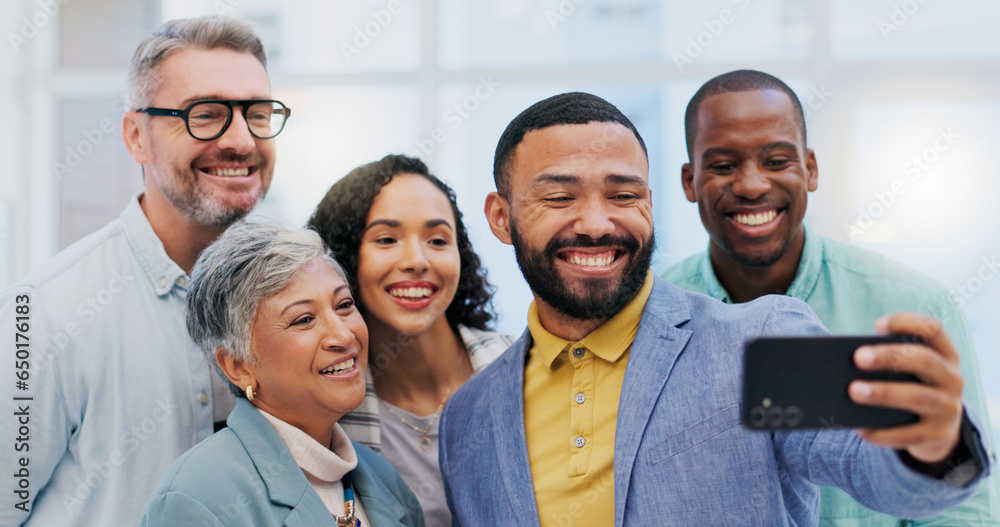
left=698, top=247, right=732, bottom=303
left=119, top=193, right=189, bottom=297
left=784, top=223, right=822, bottom=301
left=527, top=270, right=654, bottom=371
left=699, top=223, right=822, bottom=304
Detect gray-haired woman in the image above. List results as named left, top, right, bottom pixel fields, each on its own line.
left=138, top=221, right=424, bottom=527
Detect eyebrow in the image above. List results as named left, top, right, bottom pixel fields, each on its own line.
left=701, top=142, right=799, bottom=162
left=700, top=146, right=739, bottom=162
left=364, top=219, right=401, bottom=232
left=760, top=141, right=799, bottom=153
left=278, top=285, right=351, bottom=317
left=605, top=174, right=646, bottom=186
left=176, top=94, right=272, bottom=108
left=532, top=173, right=645, bottom=187
left=280, top=299, right=313, bottom=317
left=424, top=219, right=454, bottom=231
left=363, top=218, right=454, bottom=233
left=533, top=174, right=580, bottom=187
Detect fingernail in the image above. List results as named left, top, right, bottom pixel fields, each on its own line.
left=856, top=346, right=875, bottom=366
left=875, top=316, right=889, bottom=333
left=851, top=382, right=872, bottom=399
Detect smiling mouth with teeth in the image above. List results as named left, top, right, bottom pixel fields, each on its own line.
left=560, top=250, right=618, bottom=268
left=203, top=167, right=251, bottom=177
left=732, top=209, right=778, bottom=226
left=320, top=358, right=355, bottom=375
left=388, top=287, right=434, bottom=299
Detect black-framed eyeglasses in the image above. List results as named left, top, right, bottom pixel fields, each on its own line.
left=137, top=99, right=291, bottom=141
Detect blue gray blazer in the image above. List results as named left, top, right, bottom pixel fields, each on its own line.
left=439, top=277, right=981, bottom=526
left=139, top=398, right=424, bottom=526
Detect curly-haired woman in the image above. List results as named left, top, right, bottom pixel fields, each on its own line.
left=308, top=155, right=514, bottom=527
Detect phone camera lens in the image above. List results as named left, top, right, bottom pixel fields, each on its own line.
left=784, top=406, right=802, bottom=427
left=766, top=407, right=784, bottom=427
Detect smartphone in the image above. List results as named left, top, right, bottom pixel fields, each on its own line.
left=741, top=335, right=922, bottom=430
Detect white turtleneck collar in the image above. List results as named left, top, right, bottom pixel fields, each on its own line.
left=257, top=408, right=371, bottom=525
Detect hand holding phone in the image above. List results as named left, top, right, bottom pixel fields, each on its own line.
left=743, top=313, right=966, bottom=466
left=848, top=313, right=965, bottom=465
left=742, top=335, right=922, bottom=430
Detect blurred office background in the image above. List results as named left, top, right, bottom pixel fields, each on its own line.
left=2, top=0, right=998, bottom=439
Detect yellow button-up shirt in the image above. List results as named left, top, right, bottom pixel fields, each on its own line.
left=523, top=271, right=654, bottom=527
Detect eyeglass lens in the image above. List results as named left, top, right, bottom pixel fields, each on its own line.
left=188, top=101, right=287, bottom=140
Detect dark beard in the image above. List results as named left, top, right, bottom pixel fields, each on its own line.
left=509, top=219, right=654, bottom=321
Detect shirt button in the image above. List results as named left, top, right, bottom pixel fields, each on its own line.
left=574, top=393, right=586, bottom=404
left=198, top=392, right=209, bottom=405
left=159, top=277, right=168, bottom=288
left=572, top=347, right=585, bottom=358
left=574, top=436, right=586, bottom=448
left=176, top=276, right=188, bottom=287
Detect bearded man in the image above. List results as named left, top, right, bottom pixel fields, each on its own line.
left=438, top=92, right=989, bottom=526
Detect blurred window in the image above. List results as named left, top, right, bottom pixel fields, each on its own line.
left=10, top=1, right=997, bottom=444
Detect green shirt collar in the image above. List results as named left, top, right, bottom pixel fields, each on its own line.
left=785, top=223, right=823, bottom=302
left=700, top=223, right=823, bottom=303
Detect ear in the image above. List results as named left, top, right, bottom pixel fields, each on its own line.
left=805, top=148, right=819, bottom=192
left=484, top=192, right=513, bottom=245
left=122, top=112, right=151, bottom=165
left=681, top=162, right=697, bottom=203
left=215, top=347, right=254, bottom=393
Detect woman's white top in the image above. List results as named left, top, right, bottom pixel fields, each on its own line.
left=258, top=408, right=372, bottom=526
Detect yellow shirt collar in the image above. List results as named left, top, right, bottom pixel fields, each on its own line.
left=527, top=270, right=654, bottom=371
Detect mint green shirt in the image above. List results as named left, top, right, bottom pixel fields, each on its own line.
left=663, top=225, right=998, bottom=526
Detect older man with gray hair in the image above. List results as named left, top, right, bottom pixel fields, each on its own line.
left=0, top=15, right=289, bottom=526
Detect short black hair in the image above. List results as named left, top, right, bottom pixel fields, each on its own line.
left=684, top=69, right=806, bottom=160
left=493, top=92, right=648, bottom=198
left=307, top=154, right=496, bottom=331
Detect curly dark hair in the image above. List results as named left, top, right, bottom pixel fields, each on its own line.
left=307, top=154, right=496, bottom=331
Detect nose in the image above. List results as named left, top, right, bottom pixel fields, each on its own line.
left=214, top=108, right=256, bottom=154
left=731, top=162, right=772, bottom=200
left=572, top=197, right=616, bottom=239
left=321, top=312, right=357, bottom=350
left=397, top=238, right=430, bottom=273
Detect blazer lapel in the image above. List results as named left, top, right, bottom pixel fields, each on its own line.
left=613, top=278, right=693, bottom=527
left=281, top=507, right=331, bottom=527
left=228, top=399, right=338, bottom=526
left=490, top=329, right=542, bottom=527
left=350, top=462, right=408, bottom=527
left=228, top=398, right=312, bottom=509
